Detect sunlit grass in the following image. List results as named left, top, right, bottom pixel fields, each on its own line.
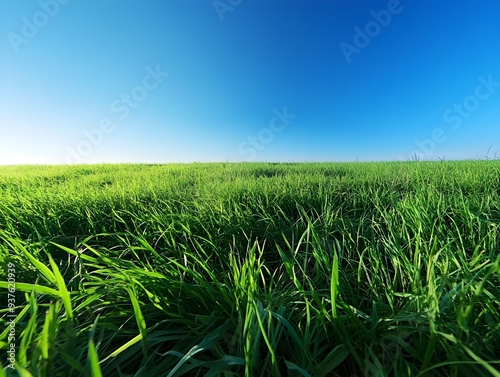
left=1, top=161, right=499, bottom=376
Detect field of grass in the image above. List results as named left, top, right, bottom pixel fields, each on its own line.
left=0, top=161, right=499, bottom=376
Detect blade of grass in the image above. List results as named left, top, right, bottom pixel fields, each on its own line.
left=48, top=254, right=73, bottom=321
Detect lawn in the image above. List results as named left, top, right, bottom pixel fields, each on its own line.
left=1, top=161, right=499, bottom=376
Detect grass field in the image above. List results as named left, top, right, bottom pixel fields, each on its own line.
left=0, top=161, right=499, bottom=376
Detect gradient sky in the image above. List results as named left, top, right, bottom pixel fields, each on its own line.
left=1, top=0, right=499, bottom=164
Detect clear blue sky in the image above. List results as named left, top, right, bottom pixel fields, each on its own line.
left=1, top=0, right=499, bottom=164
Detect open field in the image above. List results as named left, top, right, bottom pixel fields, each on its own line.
left=1, top=161, right=499, bottom=376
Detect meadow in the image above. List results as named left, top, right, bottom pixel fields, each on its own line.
left=0, top=161, right=499, bottom=376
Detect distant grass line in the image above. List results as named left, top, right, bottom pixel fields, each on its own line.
left=0, top=161, right=499, bottom=376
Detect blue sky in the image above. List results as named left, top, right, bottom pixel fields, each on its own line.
left=1, top=0, right=499, bottom=164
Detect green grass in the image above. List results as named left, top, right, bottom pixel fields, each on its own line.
left=0, top=161, right=499, bottom=376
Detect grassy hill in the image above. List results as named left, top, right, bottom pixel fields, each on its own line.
left=1, top=161, right=499, bottom=376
